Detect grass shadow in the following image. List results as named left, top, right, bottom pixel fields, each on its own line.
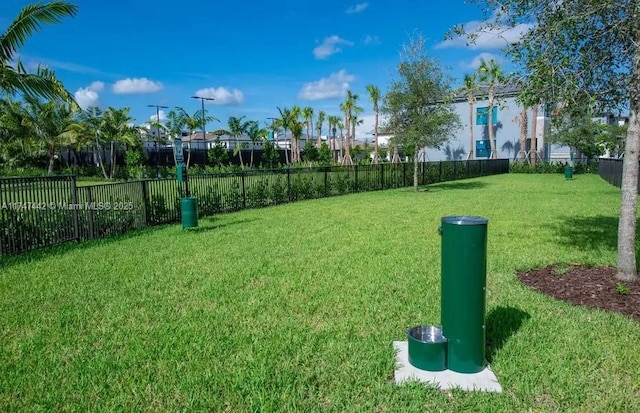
left=425, top=181, right=489, bottom=192
left=552, top=215, right=640, bottom=255
left=485, top=305, right=531, bottom=363
left=183, top=218, right=259, bottom=233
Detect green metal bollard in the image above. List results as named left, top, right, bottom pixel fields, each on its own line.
left=440, top=216, right=488, bottom=373
left=180, top=196, right=198, bottom=228
left=564, top=166, right=573, bottom=180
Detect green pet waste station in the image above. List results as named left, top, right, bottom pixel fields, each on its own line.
left=176, top=161, right=198, bottom=229
left=408, top=216, right=488, bottom=373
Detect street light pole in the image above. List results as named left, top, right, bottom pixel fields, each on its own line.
left=147, top=104, right=168, bottom=178
left=191, top=96, right=215, bottom=154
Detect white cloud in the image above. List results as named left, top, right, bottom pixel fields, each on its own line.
left=149, top=110, right=168, bottom=122
left=193, top=87, right=244, bottom=105
left=464, top=52, right=503, bottom=69
left=313, top=35, right=354, bottom=59
left=346, top=2, right=368, bottom=13
left=74, top=81, right=104, bottom=109
left=298, top=70, right=356, bottom=100
left=112, top=77, right=163, bottom=94
left=363, top=34, right=380, bottom=45
left=434, top=17, right=534, bottom=50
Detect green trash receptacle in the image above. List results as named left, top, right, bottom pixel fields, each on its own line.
left=564, top=166, right=573, bottom=180
left=180, top=196, right=198, bottom=228
left=440, top=216, right=488, bottom=373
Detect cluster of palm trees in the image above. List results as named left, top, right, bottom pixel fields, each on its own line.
left=268, top=83, right=383, bottom=167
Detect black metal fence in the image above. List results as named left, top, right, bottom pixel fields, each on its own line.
left=598, top=157, right=639, bottom=192
left=1, top=159, right=508, bottom=256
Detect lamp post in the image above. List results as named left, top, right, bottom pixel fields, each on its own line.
left=147, top=104, right=168, bottom=178
left=191, top=96, right=215, bottom=154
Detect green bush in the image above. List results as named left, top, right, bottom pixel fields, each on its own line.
left=509, top=161, right=599, bottom=174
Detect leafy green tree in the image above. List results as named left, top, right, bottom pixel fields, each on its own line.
left=1, top=1, right=77, bottom=101
left=383, top=33, right=460, bottom=191
left=303, top=140, right=319, bottom=165
left=366, top=84, right=382, bottom=164
left=549, top=116, right=607, bottom=161
left=463, top=0, right=640, bottom=280
left=318, top=142, right=332, bottom=165
left=207, top=140, right=228, bottom=167
left=261, top=138, right=279, bottom=169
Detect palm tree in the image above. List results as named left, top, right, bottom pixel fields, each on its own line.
left=327, top=114, right=340, bottom=162
left=276, top=107, right=293, bottom=164
left=1, top=2, right=77, bottom=101
left=351, top=103, right=364, bottom=154
left=290, top=120, right=304, bottom=164
left=21, top=95, right=77, bottom=174
left=176, top=107, right=217, bottom=169
left=246, top=120, right=267, bottom=168
left=340, top=91, right=358, bottom=166
left=100, top=107, right=140, bottom=179
left=77, top=106, right=110, bottom=178
left=366, top=84, right=381, bottom=164
left=477, top=58, right=505, bottom=159
left=164, top=110, right=187, bottom=165
left=461, top=74, right=479, bottom=160
left=302, top=106, right=314, bottom=146
left=316, top=110, right=326, bottom=147
left=226, top=116, right=251, bottom=168
left=291, top=105, right=302, bottom=163
left=336, top=118, right=345, bottom=162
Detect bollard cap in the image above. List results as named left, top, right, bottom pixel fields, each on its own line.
left=441, top=215, right=488, bottom=226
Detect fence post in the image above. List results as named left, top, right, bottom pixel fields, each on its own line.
left=324, top=166, right=328, bottom=197
left=354, top=164, right=359, bottom=193
left=86, top=186, right=95, bottom=239
left=403, top=163, right=407, bottom=187
left=241, top=171, right=247, bottom=209
left=70, top=175, right=80, bottom=242
left=141, top=180, right=149, bottom=227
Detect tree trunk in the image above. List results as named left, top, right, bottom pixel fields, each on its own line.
left=519, top=110, right=528, bottom=162
left=530, top=104, right=538, bottom=166
left=391, top=145, right=400, bottom=164
left=488, top=90, right=497, bottom=159
left=109, top=141, right=116, bottom=179
left=47, top=148, right=55, bottom=175
left=468, top=99, right=474, bottom=160
left=413, top=153, right=419, bottom=192
left=343, top=113, right=353, bottom=166
left=250, top=149, right=254, bottom=168
left=616, top=52, right=640, bottom=281
left=96, top=142, right=108, bottom=179
left=372, top=109, right=380, bottom=164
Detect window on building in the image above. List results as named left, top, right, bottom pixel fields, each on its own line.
left=476, top=106, right=498, bottom=125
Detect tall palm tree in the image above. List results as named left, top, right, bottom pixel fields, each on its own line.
left=246, top=120, right=267, bottom=168
left=327, top=114, right=340, bottom=162
left=302, top=106, right=314, bottom=146
left=291, top=105, right=302, bottom=163
left=315, top=110, right=326, bottom=148
left=477, top=58, right=505, bottom=159
left=77, top=106, right=110, bottom=177
left=351, top=103, right=364, bottom=154
left=336, top=118, right=345, bottom=163
left=226, top=116, right=251, bottom=168
left=461, top=74, right=479, bottom=160
left=276, top=107, right=293, bottom=164
left=164, top=110, right=187, bottom=165
left=290, top=119, right=304, bottom=164
left=1, top=1, right=77, bottom=101
left=366, top=84, right=381, bottom=164
left=340, top=91, right=358, bottom=166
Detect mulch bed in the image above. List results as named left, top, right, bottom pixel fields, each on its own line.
left=517, top=265, right=640, bottom=321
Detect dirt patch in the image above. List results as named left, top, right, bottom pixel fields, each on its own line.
left=517, top=265, right=640, bottom=321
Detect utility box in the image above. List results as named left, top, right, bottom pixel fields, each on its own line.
left=440, top=216, right=488, bottom=373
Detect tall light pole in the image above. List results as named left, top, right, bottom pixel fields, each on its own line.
left=191, top=96, right=215, bottom=153
left=147, top=104, right=168, bottom=178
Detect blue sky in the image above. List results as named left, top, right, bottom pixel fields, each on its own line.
left=2, top=0, right=530, bottom=139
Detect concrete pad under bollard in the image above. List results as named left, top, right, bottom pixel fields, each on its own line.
left=393, top=341, right=502, bottom=393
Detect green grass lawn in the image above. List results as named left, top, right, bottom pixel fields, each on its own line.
left=1, top=173, right=639, bottom=412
